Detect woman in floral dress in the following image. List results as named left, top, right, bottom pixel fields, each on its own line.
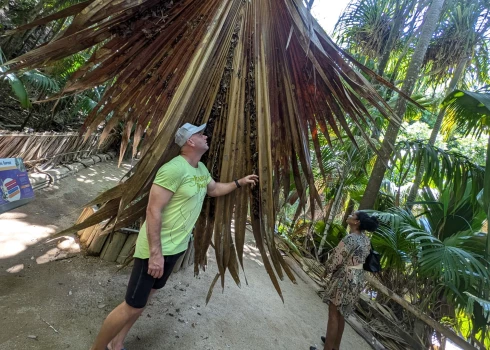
left=311, top=211, right=379, bottom=350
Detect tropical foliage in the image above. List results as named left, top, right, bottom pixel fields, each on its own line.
left=1, top=0, right=489, bottom=348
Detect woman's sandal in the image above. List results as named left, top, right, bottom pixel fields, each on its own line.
left=310, top=336, right=330, bottom=349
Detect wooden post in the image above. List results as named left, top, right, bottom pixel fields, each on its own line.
left=77, top=206, right=98, bottom=244
left=365, top=274, right=476, bottom=350
left=76, top=207, right=94, bottom=226
left=84, top=225, right=98, bottom=247
left=79, top=225, right=97, bottom=244
left=172, top=253, right=186, bottom=274
left=86, top=230, right=109, bottom=255
left=101, top=231, right=128, bottom=262
left=182, top=243, right=194, bottom=270
left=116, top=234, right=137, bottom=264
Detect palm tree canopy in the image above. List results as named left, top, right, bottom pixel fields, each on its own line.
left=423, top=0, right=490, bottom=84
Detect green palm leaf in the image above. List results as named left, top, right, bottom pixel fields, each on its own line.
left=441, top=90, right=490, bottom=242
left=392, top=140, right=485, bottom=204
left=3, top=72, right=31, bottom=108
left=416, top=186, right=486, bottom=241
left=405, top=228, right=489, bottom=290
left=464, top=292, right=490, bottom=323
left=21, top=70, right=60, bottom=93
left=370, top=208, right=415, bottom=270
left=442, top=90, right=490, bottom=138
left=0, top=48, right=31, bottom=108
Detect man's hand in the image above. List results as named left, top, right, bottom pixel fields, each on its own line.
left=238, top=174, right=259, bottom=188
left=207, top=175, right=259, bottom=197
left=148, top=254, right=165, bottom=278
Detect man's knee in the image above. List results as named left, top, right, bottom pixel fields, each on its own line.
left=121, top=301, right=145, bottom=317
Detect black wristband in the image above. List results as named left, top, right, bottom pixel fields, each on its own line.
left=234, top=179, right=241, bottom=188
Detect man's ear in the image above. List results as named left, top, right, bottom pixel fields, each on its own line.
left=187, top=138, right=195, bottom=147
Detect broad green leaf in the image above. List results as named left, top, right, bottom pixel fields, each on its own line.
left=5, top=73, right=31, bottom=108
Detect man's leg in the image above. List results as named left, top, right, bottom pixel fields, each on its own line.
left=105, top=252, right=185, bottom=349
left=91, top=301, right=142, bottom=350
left=108, top=289, right=158, bottom=350
left=92, top=258, right=153, bottom=350
left=324, top=303, right=339, bottom=350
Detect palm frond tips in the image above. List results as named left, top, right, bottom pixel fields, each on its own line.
left=11, top=0, right=399, bottom=298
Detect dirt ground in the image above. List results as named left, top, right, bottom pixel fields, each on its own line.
left=0, top=160, right=370, bottom=350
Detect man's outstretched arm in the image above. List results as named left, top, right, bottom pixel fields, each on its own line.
left=206, top=174, right=258, bottom=197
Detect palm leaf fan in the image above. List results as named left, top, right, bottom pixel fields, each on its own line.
left=441, top=90, right=490, bottom=297
left=441, top=90, right=490, bottom=214
left=4, top=0, right=404, bottom=301
left=442, top=90, right=490, bottom=139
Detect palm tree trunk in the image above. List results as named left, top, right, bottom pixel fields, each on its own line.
left=359, top=0, right=446, bottom=210
left=428, top=59, right=468, bottom=145
left=342, top=198, right=354, bottom=228
left=377, top=0, right=416, bottom=77
left=406, top=58, right=469, bottom=205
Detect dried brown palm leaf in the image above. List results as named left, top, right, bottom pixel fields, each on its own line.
left=5, top=0, right=402, bottom=300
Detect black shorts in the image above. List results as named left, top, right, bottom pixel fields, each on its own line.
left=125, top=251, right=185, bottom=308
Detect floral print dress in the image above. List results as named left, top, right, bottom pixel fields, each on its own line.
left=323, top=233, right=371, bottom=317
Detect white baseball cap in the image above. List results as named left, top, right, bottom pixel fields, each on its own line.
left=175, top=123, right=206, bottom=147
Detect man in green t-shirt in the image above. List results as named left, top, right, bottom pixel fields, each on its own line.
left=91, top=123, right=258, bottom=350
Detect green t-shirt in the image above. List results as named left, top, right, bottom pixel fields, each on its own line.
left=134, top=155, right=212, bottom=258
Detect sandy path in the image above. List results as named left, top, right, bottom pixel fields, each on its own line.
left=0, top=160, right=370, bottom=350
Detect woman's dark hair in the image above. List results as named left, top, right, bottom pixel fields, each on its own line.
left=356, top=211, right=379, bottom=232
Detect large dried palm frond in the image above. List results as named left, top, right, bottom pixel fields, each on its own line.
left=3, top=0, right=403, bottom=300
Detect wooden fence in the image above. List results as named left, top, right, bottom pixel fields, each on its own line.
left=0, top=131, right=117, bottom=169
